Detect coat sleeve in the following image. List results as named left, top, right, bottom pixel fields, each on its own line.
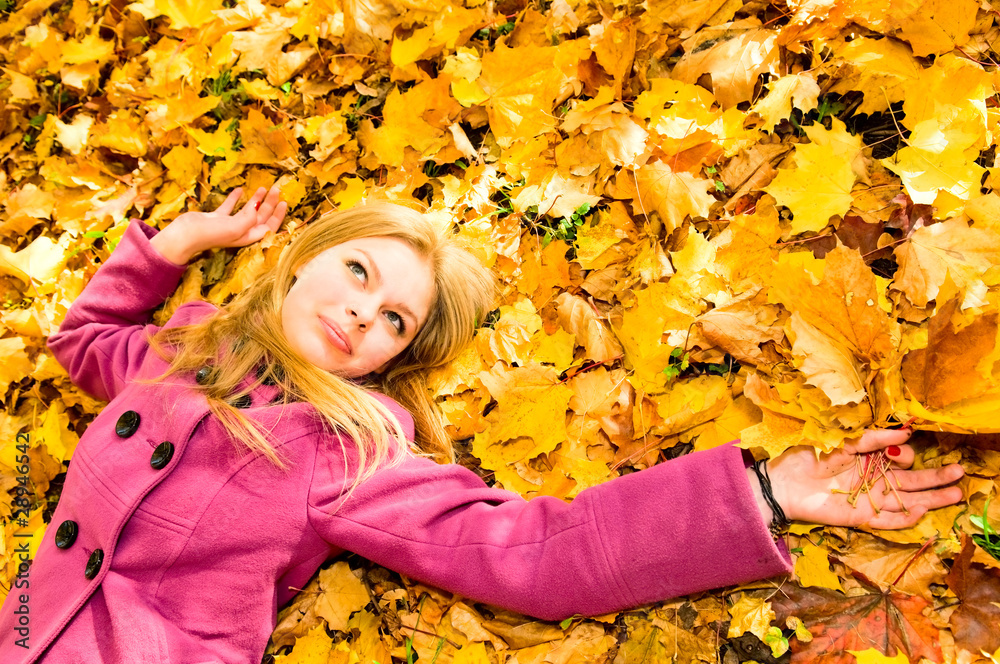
left=47, top=219, right=194, bottom=402
left=307, top=441, right=792, bottom=621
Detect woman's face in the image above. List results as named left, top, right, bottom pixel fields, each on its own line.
left=281, top=236, right=435, bottom=378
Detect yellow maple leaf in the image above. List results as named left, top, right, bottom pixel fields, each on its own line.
left=186, top=126, right=235, bottom=159
left=128, top=0, right=224, bottom=30
left=882, top=143, right=984, bottom=206
left=574, top=202, right=630, bottom=269
left=751, top=72, right=820, bottom=130
left=390, top=5, right=483, bottom=68
left=727, top=594, right=776, bottom=640
left=0, top=234, right=71, bottom=295
left=897, top=0, right=977, bottom=57
left=739, top=409, right=807, bottom=459
left=272, top=623, right=333, bottom=663
left=893, top=218, right=1000, bottom=310
left=630, top=161, right=716, bottom=233
left=554, top=293, right=622, bottom=364
left=672, top=22, right=779, bottom=108
left=0, top=338, right=33, bottom=390
left=477, top=363, right=573, bottom=461
left=478, top=39, right=586, bottom=147
left=764, top=118, right=861, bottom=235
left=314, top=562, right=370, bottom=632
left=91, top=111, right=150, bottom=158
left=237, top=108, right=299, bottom=166
left=770, top=246, right=898, bottom=362
left=144, top=90, right=221, bottom=140
left=476, top=299, right=540, bottom=367
left=901, top=299, right=997, bottom=409
left=31, top=402, right=79, bottom=463
left=453, top=641, right=491, bottom=664
left=789, top=312, right=867, bottom=407
left=795, top=543, right=845, bottom=591
left=531, top=328, right=576, bottom=372
left=162, top=143, right=203, bottom=188
left=827, top=37, right=920, bottom=114
left=615, top=282, right=693, bottom=394
left=693, top=395, right=762, bottom=452
left=360, top=81, right=456, bottom=168
left=694, top=290, right=784, bottom=365
left=651, top=375, right=731, bottom=438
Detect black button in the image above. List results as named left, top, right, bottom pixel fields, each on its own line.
left=85, top=549, right=104, bottom=579
left=55, top=520, right=78, bottom=549
left=115, top=411, right=140, bottom=438
left=150, top=442, right=175, bottom=470
left=229, top=394, right=252, bottom=409
left=195, top=366, right=212, bottom=385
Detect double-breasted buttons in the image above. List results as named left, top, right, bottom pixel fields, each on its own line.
left=115, top=410, right=140, bottom=437
left=229, top=394, right=252, bottom=409
left=85, top=549, right=104, bottom=579
left=195, top=366, right=212, bottom=385
left=150, top=442, right=175, bottom=470
left=54, top=520, right=79, bottom=549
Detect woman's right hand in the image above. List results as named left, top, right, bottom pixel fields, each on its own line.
left=150, top=186, right=288, bottom=265
left=765, top=429, right=965, bottom=530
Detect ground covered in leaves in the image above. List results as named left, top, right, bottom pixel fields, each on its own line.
left=2, top=0, right=1000, bottom=662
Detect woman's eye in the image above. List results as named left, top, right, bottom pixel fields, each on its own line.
left=347, top=261, right=367, bottom=281
left=386, top=311, right=405, bottom=334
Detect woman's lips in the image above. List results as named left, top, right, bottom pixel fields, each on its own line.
left=319, top=316, right=352, bottom=354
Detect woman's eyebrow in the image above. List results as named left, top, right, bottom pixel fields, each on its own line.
left=357, top=248, right=420, bottom=327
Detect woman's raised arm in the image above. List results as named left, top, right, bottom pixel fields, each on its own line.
left=47, top=186, right=286, bottom=401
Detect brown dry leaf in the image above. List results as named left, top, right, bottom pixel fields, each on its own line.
left=946, top=536, right=1000, bottom=656
left=838, top=532, right=949, bottom=602
left=771, top=578, right=943, bottom=663
left=554, top=292, right=622, bottom=363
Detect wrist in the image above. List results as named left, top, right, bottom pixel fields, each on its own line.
left=746, top=466, right=774, bottom=525
left=748, top=458, right=790, bottom=537
left=149, top=221, right=198, bottom=265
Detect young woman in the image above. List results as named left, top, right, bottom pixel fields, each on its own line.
left=0, top=186, right=965, bottom=663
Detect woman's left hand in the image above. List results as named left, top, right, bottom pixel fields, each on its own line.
left=766, top=429, right=965, bottom=530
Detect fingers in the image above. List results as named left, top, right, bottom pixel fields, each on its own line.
left=888, top=463, right=964, bottom=492
left=255, top=186, right=282, bottom=219
left=865, top=505, right=928, bottom=530
left=216, top=188, right=244, bottom=216
left=845, top=428, right=913, bottom=455
left=239, top=187, right=271, bottom=217
left=245, top=206, right=286, bottom=243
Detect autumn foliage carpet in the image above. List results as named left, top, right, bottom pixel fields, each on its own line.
left=2, top=0, right=1000, bottom=662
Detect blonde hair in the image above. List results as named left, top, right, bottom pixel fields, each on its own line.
left=151, top=203, right=494, bottom=486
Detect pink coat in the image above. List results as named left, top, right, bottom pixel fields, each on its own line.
left=0, top=221, right=791, bottom=663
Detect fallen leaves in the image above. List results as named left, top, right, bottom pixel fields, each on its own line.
left=5, top=0, right=1000, bottom=662
left=772, top=577, right=943, bottom=663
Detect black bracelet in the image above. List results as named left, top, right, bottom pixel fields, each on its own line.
left=751, top=459, right=790, bottom=538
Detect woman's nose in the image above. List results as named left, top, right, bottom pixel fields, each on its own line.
left=348, top=302, right=377, bottom=330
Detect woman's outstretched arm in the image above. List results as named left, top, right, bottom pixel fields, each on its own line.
left=308, top=441, right=792, bottom=621
left=309, top=429, right=964, bottom=621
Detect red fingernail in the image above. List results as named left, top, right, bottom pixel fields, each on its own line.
left=887, top=445, right=901, bottom=457
left=254, top=200, right=261, bottom=210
